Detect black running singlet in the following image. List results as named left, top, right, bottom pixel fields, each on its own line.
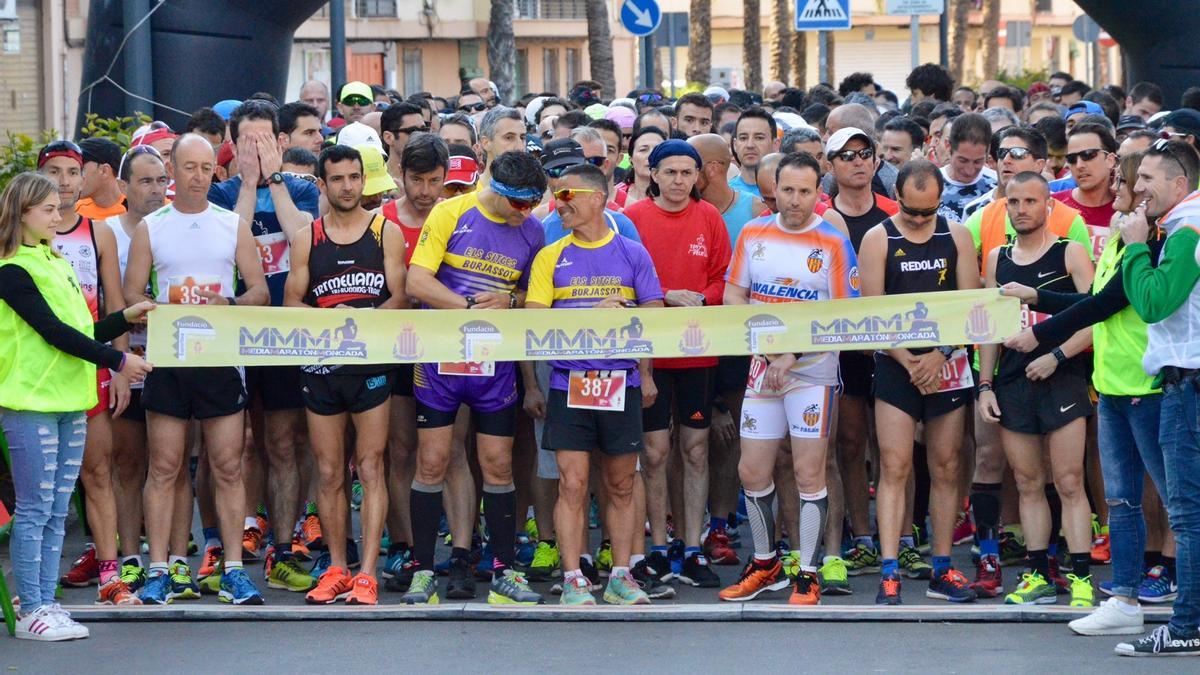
left=883, top=216, right=958, bottom=295
left=305, top=214, right=391, bottom=309
left=833, top=195, right=894, bottom=253
left=994, top=237, right=1079, bottom=381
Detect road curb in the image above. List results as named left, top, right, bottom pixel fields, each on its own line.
left=63, top=603, right=1174, bottom=622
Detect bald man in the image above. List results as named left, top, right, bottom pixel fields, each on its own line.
left=690, top=134, right=764, bottom=245
left=468, top=78, right=497, bottom=107
left=361, top=111, right=383, bottom=136
left=764, top=81, right=787, bottom=103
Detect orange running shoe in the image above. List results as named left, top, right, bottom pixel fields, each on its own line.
left=199, top=545, right=222, bottom=579
left=243, top=527, right=264, bottom=561
left=788, top=571, right=822, bottom=605
left=1091, top=528, right=1111, bottom=565
left=305, top=566, right=353, bottom=604
left=292, top=534, right=312, bottom=562
left=345, top=573, right=379, bottom=605
left=302, top=514, right=324, bottom=551
left=96, top=577, right=142, bottom=605
left=718, top=557, right=789, bottom=602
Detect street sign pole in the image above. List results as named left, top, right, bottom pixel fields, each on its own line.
left=819, top=32, right=828, bottom=84
left=910, top=15, right=919, bottom=71
left=666, top=12, right=676, bottom=97
left=622, top=0, right=663, bottom=91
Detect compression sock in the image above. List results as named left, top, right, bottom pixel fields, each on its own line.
left=970, top=482, right=1002, bottom=557
left=410, top=481, right=445, bottom=571
left=483, top=482, right=517, bottom=572
left=797, top=488, right=829, bottom=572
left=742, top=484, right=778, bottom=560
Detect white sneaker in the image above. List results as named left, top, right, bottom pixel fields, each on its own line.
left=14, top=605, right=84, bottom=641
left=1068, top=596, right=1144, bottom=636
left=48, top=603, right=90, bottom=639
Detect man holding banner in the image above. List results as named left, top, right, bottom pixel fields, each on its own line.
left=525, top=163, right=664, bottom=606
left=402, top=150, right=547, bottom=606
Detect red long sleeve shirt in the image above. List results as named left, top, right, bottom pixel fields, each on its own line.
left=625, top=196, right=731, bottom=369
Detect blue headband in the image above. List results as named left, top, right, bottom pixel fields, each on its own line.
left=490, top=178, right=543, bottom=201
left=648, top=139, right=702, bottom=170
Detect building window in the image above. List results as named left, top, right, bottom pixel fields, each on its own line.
left=356, top=0, right=396, bottom=18
left=515, top=49, right=530, bottom=99
left=1034, top=0, right=1053, bottom=12
left=403, top=48, right=423, bottom=95
left=566, top=48, right=580, bottom=88
left=516, top=0, right=586, bottom=20
left=543, top=48, right=560, bottom=94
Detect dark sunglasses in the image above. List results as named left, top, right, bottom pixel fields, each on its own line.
left=584, top=156, right=605, bottom=167
left=996, top=146, right=1034, bottom=161
left=899, top=202, right=940, bottom=218
left=342, top=95, right=372, bottom=107
left=459, top=102, right=488, bottom=112
left=1065, top=148, right=1108, bottom=165
left=504, top=195, right=542, bottom=211
left=832, top=147, right=874, bottom=162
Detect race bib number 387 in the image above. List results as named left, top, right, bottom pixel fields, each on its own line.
left=567, top=370, right=627, bottom=411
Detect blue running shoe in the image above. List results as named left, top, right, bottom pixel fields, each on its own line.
left=667, top=539, right=685, bottom=577
left=347, top=539, right=360, bottom=570
left=436, top=515, right=450, bottom=539
left=476, top=544, right=495, bottom=581
left=1099, top=580, right=1114, bottom=597
left=220, top=567, right=265, bottom=605
left=1138, top=565, right=1178, bottom=604
left=310, top=551, right=332, bottom=579
left=515, top=538, right=535, bottom=568
left=138, top=571, right=171, bottom=605
left=382, top=547, right=411, bottom=580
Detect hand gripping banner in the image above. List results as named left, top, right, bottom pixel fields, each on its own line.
left=146, top=289, right=1021, bottom=368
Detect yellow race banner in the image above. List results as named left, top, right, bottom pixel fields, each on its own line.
left=146, top=289, right=1020, bottom=368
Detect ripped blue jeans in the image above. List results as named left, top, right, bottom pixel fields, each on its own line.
left=1, top=408, right=87, bottom=614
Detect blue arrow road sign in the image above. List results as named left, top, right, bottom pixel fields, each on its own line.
left=621, top=0, right=662, bottom=37
left=795, top=0, right=851, bottom=31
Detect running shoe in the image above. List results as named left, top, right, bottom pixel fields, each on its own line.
left=952, top=510, right=975, bottom=545
left=595, top=540, right=614, bottom=577
left=997, top=532, right=1026, bottom=567
left=475, top=544, right=495, bottom=581
left=843, top=541, right=881, bottom=576
left=1115, top=625, right=1200, bottom=657
left=524, top=517, right=539, bottom=542
left=899, top=545, right=932, bottom=580
left=446, top=556, right=477, bottom=599
left=402, top=570, right=440, bottom=605
left=302, top=513, right=324, bottom=551
left=345, top=573, right=378, bottom=605
left=704, top=528, right=740, bottom=566
left=1068, top=573, right=1095, bottom=608
left=818, top=556, right=852, bottom=595
left=199, top=545, right=222, bottom=579
left=1138, top=565, right=1178, bottom=603
left=168, top=561, right=201, bottom=600
left=242, top=526, right=264, bottom=562
left=199, top=561, right=222, bottom=595
left=789, top=571, right=821, bottom=605
left=382, top=546, right=411, bottom=580
left=1047, top=556, right=1070, bottom=595
left=306, top=566, right=352, bottom=604
left=138, top=571, right=171, bottom=605
left=719, top=556, right=788, bottom=602
left=219, top=566, right=265, bottom=605
left=119, top=562, right=147, bottom=593
left=291, top=535, right=312, bottom=563
left=436, top=515, right=450, bottom=539
left=1091, top=524, right=1111, bottom=565
left=970, top=554, right=1004, bottom=598
left=667, top=539, right=685, bottom=577
left=269, top=558, right=317, bottom=592
left=603, top=569, right=651, bottom=605
left=384, top=559, right=420, bottom=593
left=580, top=556, right=602, bottom=590
left=515, top=537, right=536, bottom=568
left=678, top=552, right=721, bottom=588
left=644, top=551, right=672, bottom=582
left=876, top=572, right=902, bottom=605
left=96, top=577, right=142, bottom=606
left=1068, top=597, right=1144, bottom=636
left=1004, top=571, right=1057, bottom=605
left=350, top=480, right=363, bottom=511
left=913, top=524, right=931, bottom=555
left=927, top=568, right=977, bottom=603
left=775, top=538, right=791, bottom=555
left=61, top=544, right=99, bottom=587
left=631, top=559, right=676, bottom=599
left=560, top=575, right=597, bottom=606
left=488, top=569, right=543, bottom=605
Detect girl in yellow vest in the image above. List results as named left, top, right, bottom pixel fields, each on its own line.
left=0, top=173, right=153, bottom=642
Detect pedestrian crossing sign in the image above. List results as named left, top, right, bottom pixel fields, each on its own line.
left=795, top=0, right=851, bottom=31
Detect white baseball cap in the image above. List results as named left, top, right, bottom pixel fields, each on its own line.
left=337, top=122, right=384, bottom=155
left=825, top=127, right=874, bottom=156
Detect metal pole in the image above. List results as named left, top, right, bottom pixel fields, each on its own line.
left=938, top=10, right=948, bottom=69
left=330, top=0, right=347, bottom=95
left=640, top=36, right=649, bottom=90
left=1092, top=41, right=1101, bottom=86
left=910, top=15, right=920, bottom=71
left=818, top=31, right=828, bottom=84
left=123, top=0, right=153, bottom=118
left=667, top=13, right=676, bottom=97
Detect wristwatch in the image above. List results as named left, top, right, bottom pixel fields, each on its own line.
left=508, top=292, right=518, bottom=309
left=268, top=172, right=285, bottom=185
left=225, top=296, right=237, bottom=306
left=465, top=295, right=477, bottom=309
left=1052, top=347, right=1068, bottom=364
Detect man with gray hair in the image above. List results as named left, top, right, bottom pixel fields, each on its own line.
left=478, top=106, right=528, bottom=185
left=982, top=107, right=1020, bottom=134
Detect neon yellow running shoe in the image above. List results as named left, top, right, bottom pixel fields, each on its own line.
left=819, top=555, right=852, bottom=595
left=1068, top=573, right=1095, bottom=608
left=1004, top=571, right=1057, bottom=605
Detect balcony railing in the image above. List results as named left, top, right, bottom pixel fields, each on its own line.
left=515, top=0, right=586, bottom=20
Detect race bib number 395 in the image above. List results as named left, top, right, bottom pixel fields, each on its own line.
left=567, top=370, right=627, bottom=411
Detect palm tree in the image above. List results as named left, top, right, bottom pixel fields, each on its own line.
left=981, top=0, right=1000, bottom=79
left=948, top=0, right=971, bottom=85
left=686, top=0, right=712, bottom=85
left=743, top=0, right=762, bottom=93
left=585, top=0, right=616, bottom=98
left=487, top=0, right=516, bottom=104
left=792, top=28, right=806, bottom=89
left=770, top=0, right=791, bottom=83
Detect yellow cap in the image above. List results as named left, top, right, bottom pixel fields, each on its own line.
left=340, top=81, right=373, bottom=103
left=355, top=144, right=397, bottom=196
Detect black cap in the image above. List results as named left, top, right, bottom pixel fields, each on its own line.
left=1162, top=108, right=1200, bottom=138
left=1116, top=114, right=1147, bottom=132
left=78, top=137, right=123, bottom=172
left=539, top=138, right=584, bottom=171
